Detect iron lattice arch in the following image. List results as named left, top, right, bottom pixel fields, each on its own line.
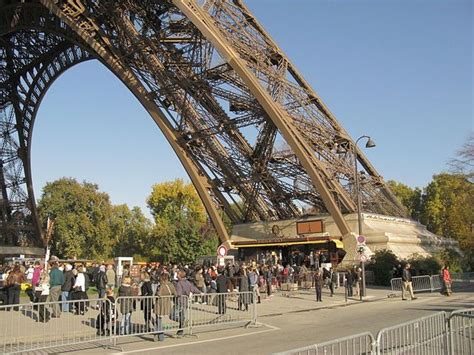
left=0, top=0, right=407, bottom=247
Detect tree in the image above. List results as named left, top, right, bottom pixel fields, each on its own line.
left=37, top=178, right=114, bottom=259
left=111, top=204, right=153, bottom=258
left=420, top=173, right=473, bottom=249
left=147, top=179, right=218, bottom=263
left=449, top=133, right=473, bottom=181
left=387, top=180, right=422, bottom=220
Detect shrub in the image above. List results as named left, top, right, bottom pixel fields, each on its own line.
left=366, top=249, right=400, bottom=286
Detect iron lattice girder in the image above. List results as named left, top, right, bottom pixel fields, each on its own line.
left=0, top=5, right=92, bottom=245
left=0, top=0, right=407, bottom=246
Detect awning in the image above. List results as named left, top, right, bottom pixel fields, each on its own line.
left=234, top=239, right=344, bottom=249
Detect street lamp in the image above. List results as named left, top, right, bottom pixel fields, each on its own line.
left=353, top=135, right=375, bottom=299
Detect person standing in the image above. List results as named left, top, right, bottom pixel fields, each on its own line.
left=238, top=266, right=251, bottom=311
left=216, top=268, right=230, bottom=314
left=264, top=266, right=273, bottom=298
left=37, top=269, right=51, bottom=323
left=175, top=270, right=201, bottom=336
left=248, top=267, right=260, bottom=304
left=118, top=276, right=133, bottom=335
left=61, top=264, right=74, bottom=312
left=106, top=264, right=116, bottom=291
left=49, top=261, right=64, bottom=318
left=140, top=272, right=154, bottom=331
left=442, top=265, right=452, bottom=296
left=154, top=273, right=176, bottom=342
left=329, top=267, right=337, bottom=297
left=346, top=270, right=354, bottom=297
left=402, top=263, right=417, bottom=300
left=96, top=265, right=108, bottom=299
left=314, top=269, right=323, bottom=302
left=6, top=265, right=25, bottom=309
left=194, top=266, right=206, bottom=303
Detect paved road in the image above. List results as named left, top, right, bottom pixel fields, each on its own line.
left=65, top=285, right=473, bottom=355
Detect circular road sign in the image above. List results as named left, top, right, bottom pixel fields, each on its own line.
left=217, top=245, right=228, bottom=257
left=357, top=235, right=366, bottom=244
left=359, top=254, right=368, bottom=263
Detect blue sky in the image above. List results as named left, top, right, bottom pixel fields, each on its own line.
left=32, top=0, right=473, bottom=217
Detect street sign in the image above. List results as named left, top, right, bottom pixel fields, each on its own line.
left=217, top=244, right=228, bottom=257
left=359, top=254, right=368, bottom=263
left=357, top=235, right=366, bottom=244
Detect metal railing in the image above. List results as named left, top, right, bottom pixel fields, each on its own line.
left=273, top=332, right=376, bottom=355
left=0, top=291, right=257, bottom=353
left=188, top=291, right=256, bottom=334
left=275, top=309, right=474, bottom=355
left=448, top=308, right=474, bottom=355
left=390, top=275, right=441, bottom=293
left=376, top=312, right=448, bottom=354
left=0, top=298, right=112, bottom=354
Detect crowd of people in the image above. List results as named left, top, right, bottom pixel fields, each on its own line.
left=0, top=256, right=454, bottom=342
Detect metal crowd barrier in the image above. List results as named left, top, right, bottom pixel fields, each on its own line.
left=272, top=332, right=376, bottom=355
left=376, top=312, right=448, bottom=354
left=0, top=291, right=257, bottom=353
left=0, top=298, right=112, bottom=354
left=448, top=308, right=474, bottom=355
left=188, top=291, right=256, bottom=334
left=275, top=309, right=474, bottom=355
left=390, top=275, right=441, bottom=293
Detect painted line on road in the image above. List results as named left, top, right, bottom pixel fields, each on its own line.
left=114, top=323, right=280, bottom=354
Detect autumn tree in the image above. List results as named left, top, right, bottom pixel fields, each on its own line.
left=147, top=179, right=219, bottom=263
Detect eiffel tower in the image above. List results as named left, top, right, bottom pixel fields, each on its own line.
left=0, top=0, right=407, bottom=248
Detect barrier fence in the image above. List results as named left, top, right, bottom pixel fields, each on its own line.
left=390, top=275, right=441, bottom=293
left=0, top=291, right=257, bottom=354
left=273, top=332, right=375, bottom=355
left=0, top=298, right=112, bottom=354
left=449, top=309, right=474, bottom=355
left=274, top=308, right=474, bottom=355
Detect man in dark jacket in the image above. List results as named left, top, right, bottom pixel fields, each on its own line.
left=346, top=270, right=354, bottom=297
left=216, top=268, right=230, bottom=314
left=402, top=263, right=417, bottom=300
left=62, top=264, right=75, bottom=312
left=96, top=265, right=108, bottom=299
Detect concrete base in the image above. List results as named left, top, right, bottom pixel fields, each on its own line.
left=230, top=213, right=459, bottom=265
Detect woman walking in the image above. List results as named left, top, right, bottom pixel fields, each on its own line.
left=442, top=266, right=452, bottom=296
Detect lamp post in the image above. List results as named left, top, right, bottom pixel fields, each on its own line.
left=353, top=135, right=375, bottom=299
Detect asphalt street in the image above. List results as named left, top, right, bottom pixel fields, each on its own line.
left=64, top=285, right=473, bottom=355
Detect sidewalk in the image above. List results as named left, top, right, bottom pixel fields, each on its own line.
left=256, top=286, right=389, bottom=317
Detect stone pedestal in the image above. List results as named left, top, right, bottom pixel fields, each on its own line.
left=230, top=213, right=458, bottom=265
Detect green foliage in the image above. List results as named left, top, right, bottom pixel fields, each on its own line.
left=38, top=178, right=153, bottom=260
left=111, top=205, right=153, bottom=257
left=387, top=180, right=422, bottom=220
left=434, top=249, right=463, bottom=273
left=389, top=172, right=473, bottom=271
left=37, top=178, right=115, bottom=259
left=147, top=179, right=219, bottom=263
left=366, top=249, right=400, bottom=286
left=406, top=253, right=441, bottom=275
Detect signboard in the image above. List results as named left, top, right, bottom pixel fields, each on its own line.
left=357, top=235, right=366, bottom=244
left=296, top=220, right=324, bottom=235
left=217, top=244, right=228, bottom=257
